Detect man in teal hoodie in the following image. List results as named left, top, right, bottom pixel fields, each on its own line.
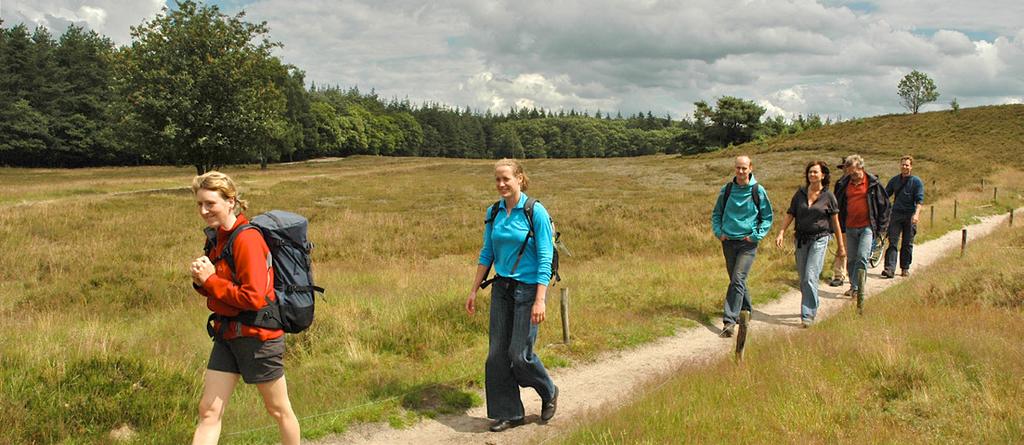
left=711, top=155, right=774, bottom=337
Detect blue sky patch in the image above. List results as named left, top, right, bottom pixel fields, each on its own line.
left=913, top=27, right=997, bottom=42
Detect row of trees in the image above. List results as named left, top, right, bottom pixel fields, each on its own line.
left=0, top=1, right=831, bottom=172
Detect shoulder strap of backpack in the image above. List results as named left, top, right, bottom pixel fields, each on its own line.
left=212, top=224, right=260, bottom=284
left=479, top=201, right=503, bottom=289
left=891, top=176, right=909, bottom=199
left=720, top=182, right=761, bottom=220
left=509, top=198, right=538, bottom=275
left=484, top=201, right=501, bottom=224
left=752, top=183, right=762, bottom=224
left=717, top=182, right=733, bottom=226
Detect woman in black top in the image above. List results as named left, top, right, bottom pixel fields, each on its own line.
left=775, top=161, right=846, bottom=327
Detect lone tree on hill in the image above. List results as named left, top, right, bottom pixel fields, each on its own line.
left=897, top=70, right=940, bottom=114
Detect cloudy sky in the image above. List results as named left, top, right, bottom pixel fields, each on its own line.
left=3, top=0, right=1023, bottom=120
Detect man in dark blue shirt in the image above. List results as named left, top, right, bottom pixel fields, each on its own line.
left=882, top=155, right=925, bottom=278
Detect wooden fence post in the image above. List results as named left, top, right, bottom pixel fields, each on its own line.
left=930, top=205, right=934, bottom=227
left=960, top=228, right=968, bottom=258
left=560, top=287, right=570, bottom=344
left=954, top=200, right=958, bottom=219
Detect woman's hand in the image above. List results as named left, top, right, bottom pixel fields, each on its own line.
left=837, top=246, right=847, bottom=258
left=531, top=300, right=546, bottom=324
left=775, top=232, right=784, bottom=248
left=190, top=256, right=215, bottom=286
left=465, top=291, right=477, bottom=316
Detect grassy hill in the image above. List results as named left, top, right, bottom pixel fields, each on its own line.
left=0, top=106, right=1021, bottom=443
left=740, top=104, right=1024, bottom=197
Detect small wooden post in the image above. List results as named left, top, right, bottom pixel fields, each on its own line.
left=1011, top=209, right=1015, bottom=227
left=560, top=287, right=570, bottom=344
left=993, top=187, right=998, bottom=202
left=930, top=205, right=934, bottom=227
left=960, top=228, right=968, bottom=258
left=981, top=178, right=986, bottom=190
left=954, top=200, right=958, bottom=219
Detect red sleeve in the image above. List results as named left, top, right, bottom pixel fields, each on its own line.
left=201, top=228, right=273, bottom=311
left=193, top=282, right=211, bottom=297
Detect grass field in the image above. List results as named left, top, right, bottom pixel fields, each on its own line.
left=548, top=214, right=1024, bottom=445
left=1, top=105, right=1022, bottom=443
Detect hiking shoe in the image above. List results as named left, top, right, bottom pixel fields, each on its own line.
left=881, top=269, right=894, bottom=279
left=720, top=323, right=735, bottom=338
left=489, top=418, right=525, bottom=432
left=844, top=288, right=854, bottom=297
left=801, top=319, right=812, bottom=328
left=541, top=386, right=558, bottom=422
left=828, top=277, right=844, bottom=287
left=901, top=269, right=910, bottom=277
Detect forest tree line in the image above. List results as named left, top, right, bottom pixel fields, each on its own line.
left=0, top=1, right=833, bottom=172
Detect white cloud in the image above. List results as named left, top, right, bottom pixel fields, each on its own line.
left=4, top=0, right=1023, bottom=119
left=461, top=71, right=618, bottom=113
left=932, top=30, right=974, bottom=55
left=1, top=0, right=163, bottom=44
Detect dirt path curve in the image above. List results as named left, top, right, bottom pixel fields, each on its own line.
left=315, top=211, right=1017, bottom=445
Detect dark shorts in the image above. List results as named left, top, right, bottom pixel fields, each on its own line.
left=207, top=335, right=285, bottom=384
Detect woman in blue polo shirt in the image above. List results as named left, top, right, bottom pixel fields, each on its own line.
left=465, top=158, right=558, bottom=433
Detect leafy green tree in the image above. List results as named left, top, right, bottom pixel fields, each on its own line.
left=708, top=96, right=765, bottom=147
left=390, top=112, right=423, bottom=156
left=309, top=100, right=343, bottom=156
left=492, top=123, right=524, bottom=158
left=271, top=65, right=313, bottom=162
left=897, top=70, right=939, bottom=114
left=338, top=103, right=372, bottom=155
left=0, top=99, right=51, bottom=164
left=115, top=0, right=291, bottom=174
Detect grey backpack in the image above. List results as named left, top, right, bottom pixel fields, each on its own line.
left=204, top=210, right=324, bottom=335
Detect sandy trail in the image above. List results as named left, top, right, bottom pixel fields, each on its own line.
left=315, top=211, right=1016, bottom=445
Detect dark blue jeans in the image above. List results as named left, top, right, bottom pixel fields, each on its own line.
left=486, top=278, right=556, bottom=420
left=722, top=239, right=758, bottom=326
left=884, top=213, right=916, bottom=272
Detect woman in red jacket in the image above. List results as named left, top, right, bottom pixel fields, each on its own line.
left=189, top=171, right=300, bottom=445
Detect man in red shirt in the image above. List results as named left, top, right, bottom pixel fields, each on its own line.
left=833, top=155, right=891, bottom=305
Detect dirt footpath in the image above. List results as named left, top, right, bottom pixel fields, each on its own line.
left=314, top=211, right=1017, bottom=445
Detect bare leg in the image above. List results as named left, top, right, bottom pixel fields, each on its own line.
left=256, top=376, right=300, bottom=445
left=192, top=370, right=240, bottom=445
